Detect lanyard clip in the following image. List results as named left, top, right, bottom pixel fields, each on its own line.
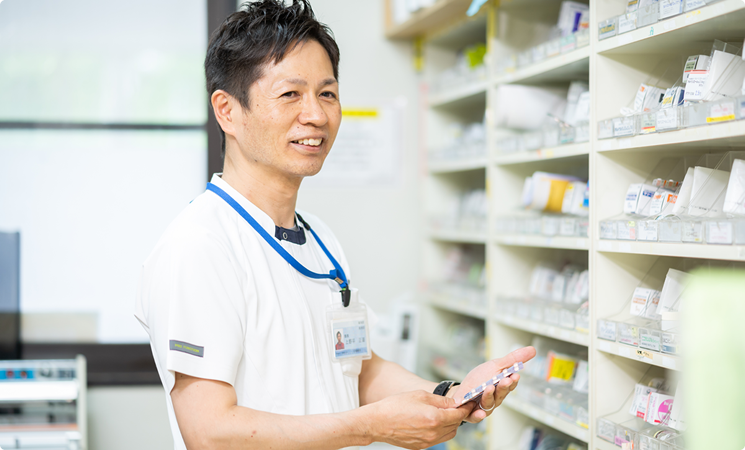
left=334, top=276, right=351, bottom=307
left=341, top=287, right=351, bottom=307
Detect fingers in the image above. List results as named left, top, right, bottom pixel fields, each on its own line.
left=509, top=374, right=520, bottom=392
left=437, top=402, right=471, bottom=425
left=493, top=346, right=537, bottom=370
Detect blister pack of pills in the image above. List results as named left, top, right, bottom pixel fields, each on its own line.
left=459, top=361, right=525, bottom=406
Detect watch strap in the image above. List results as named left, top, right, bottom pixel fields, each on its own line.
left=433, top=380, right=456, bottom=397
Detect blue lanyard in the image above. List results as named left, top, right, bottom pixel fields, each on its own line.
left=206, top=183, right=351, bottom=307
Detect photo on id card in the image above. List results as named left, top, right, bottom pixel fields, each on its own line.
left=332, top=319, right=369, bottom=359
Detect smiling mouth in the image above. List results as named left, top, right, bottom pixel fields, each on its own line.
left=291, top=138, right=323, bottom=147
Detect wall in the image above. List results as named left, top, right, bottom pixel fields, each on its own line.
left=83, top=2, right=422, bottom=449
left=296, top=0, right=423, bottom=317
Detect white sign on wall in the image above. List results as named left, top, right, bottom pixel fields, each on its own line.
left=304, top=100, right=404, bottom=188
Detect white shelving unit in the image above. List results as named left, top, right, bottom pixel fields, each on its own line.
left=384, top=0, right=745, bottom=447
left=494, top=235, right=590, bottom=250
left=428, top=79, right=488, bottom=107
left=428, top=292, right=488, bottom=320
left=503, top=396, right=591, bottom=443
left=497, top=314, right=590, bottom=346
left=493, top=46, right=590, bottom=85
left=494, top=142, right=590, bottom=165
left=429, top=229, right=489, bottom=244
left=429, top=155, right=488, bottom=173
left=595, top=339, right=681, bottom=370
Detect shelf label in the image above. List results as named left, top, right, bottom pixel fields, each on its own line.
left=619, top=346, right=632, bottom=357
left=657, top=107, right=679, bottom=130
left=685, top=1, right=704, bottom=11
left=706, top=221, right=733, bottom=244
left=598, top=320, right=618, bottom=341
left=707, top=102, right=736, bottom=123
left=618, top=13, right=637, bottom=34
left=662, top=356, right=676, bottom=369
left=660, top=0, right=683, bottom=19
left=638, top=221, right=659, bottom=241
left=636, top=349, right=654, bottom=361
left=619, top=242, right=632, bottom=253
left=639, top=114, right=656, bottom=134
left=684, top=9, right=701, bottom=24
left=613, top=117, right=635, bottom=137
left=682, top=221, right=703, bottom=243
left=598, top=340, right=612, bottom=352
left=600, top=221, right=618, bottom=240
left=684, top=71, right=708, bottom=101
left=617, top=221, right=637, bottom=240
left=640, top=329, right=662, bottom=351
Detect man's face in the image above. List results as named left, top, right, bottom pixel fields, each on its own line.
left=336, top=332, right=342, bottom=342
left=233, top=40, right=341, bottom=181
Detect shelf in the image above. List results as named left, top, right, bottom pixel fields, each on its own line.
left=597, top=120, right=745, bottom=153
left=494, top=143, right=590, bottom=165
left=427, top=293, right=488, bottom=319
left=429, top=156, right=488, bottom=173
left=430, top=228, right=488, bottom=244
left=595, top=438, right=619, bottom=450
left=597, top=0, right=745, bottom=55
left=428, top=79, right=488, bottom=108
left=597, top=239, right=745, bottom=261
left=385, top=0, right=472, bottom=40
left=502, top=396, right=590, bottom=443
left=496, top=314, right=589, bottom=346
left=431, top=362, right=470, bottom=381
left=0, top=381, right=78, bottom=402
left=493, top=47, right=590, bottom=85
left=494, top=235, right=589, bottom=250
left=596, top=339, right=681, bottom=371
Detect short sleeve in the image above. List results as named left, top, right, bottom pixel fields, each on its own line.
left=162, top=231, right=246, bottom=387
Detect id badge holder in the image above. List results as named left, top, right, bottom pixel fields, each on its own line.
left=326, top=288, right=371, bottom=377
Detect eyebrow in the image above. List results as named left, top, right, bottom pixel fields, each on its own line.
left=280, top=77, right=337, bottom=88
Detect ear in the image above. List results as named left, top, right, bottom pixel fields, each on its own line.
left=211, top=90, right=241, bottom=139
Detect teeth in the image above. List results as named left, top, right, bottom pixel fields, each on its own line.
left=294, top=138, right=322, bottom=147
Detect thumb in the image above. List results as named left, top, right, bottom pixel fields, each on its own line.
left=425, top=392, right=458, bottom=409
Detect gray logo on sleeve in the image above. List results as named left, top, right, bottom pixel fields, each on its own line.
left=169, top=340, right=204, bottom=357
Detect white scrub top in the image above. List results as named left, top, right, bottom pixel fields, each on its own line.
left=135, top=174, right=373, bottom=450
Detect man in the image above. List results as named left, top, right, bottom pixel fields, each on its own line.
left=135, top=1, right=535, bottom=449
left=336, top=331, right=345, bottom=351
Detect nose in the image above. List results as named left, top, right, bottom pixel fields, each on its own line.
left=298, top=94, right=329, bottom=127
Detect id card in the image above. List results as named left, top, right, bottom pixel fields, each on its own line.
left=326, top=289, right=372, bottom=363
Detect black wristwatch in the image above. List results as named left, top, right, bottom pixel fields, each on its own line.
left=433, top=380, right=460, bottom=397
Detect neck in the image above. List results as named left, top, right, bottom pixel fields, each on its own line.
left=221, top=152, right=301, bottom=229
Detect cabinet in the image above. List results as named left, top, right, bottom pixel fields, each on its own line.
left=384, top=0, right=745, bottom=448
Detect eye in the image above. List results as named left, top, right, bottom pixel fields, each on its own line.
left=281, top=91, right=298, bottom=98
left=320, top=91, right=337, bottom=99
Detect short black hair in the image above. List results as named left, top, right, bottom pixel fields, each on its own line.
left=205, top=0, right=340, bottom=154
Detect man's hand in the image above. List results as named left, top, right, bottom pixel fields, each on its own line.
left=448, top=346, right=537, bottom=423
left=362, top=390, right=470, bottom=450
